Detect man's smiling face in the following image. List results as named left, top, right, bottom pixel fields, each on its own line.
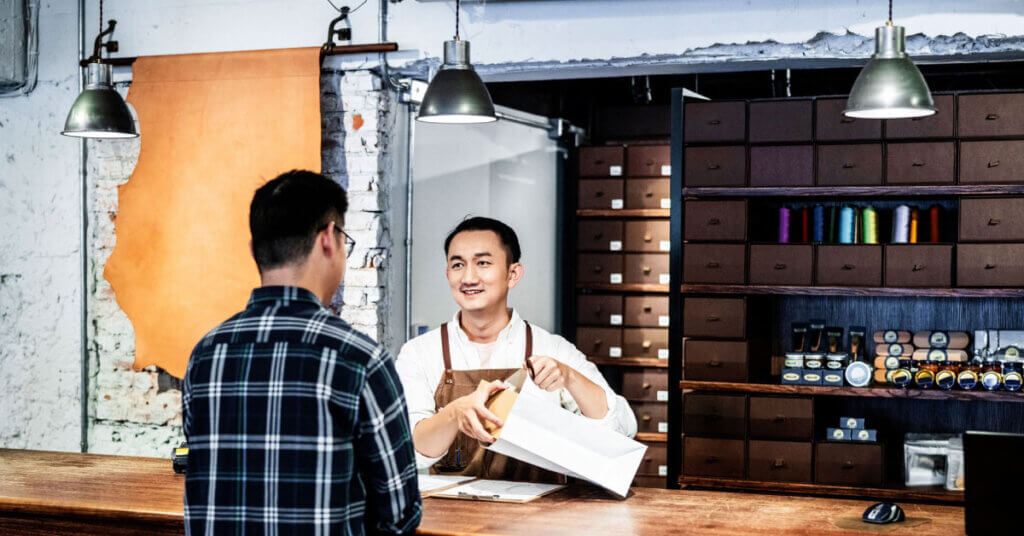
left=445, top=230, right=520, bottom=314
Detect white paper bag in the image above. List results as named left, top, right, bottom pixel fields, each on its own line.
left=485, top=383, right=647, bottom=499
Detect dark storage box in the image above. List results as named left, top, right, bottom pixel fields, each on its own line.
left=683, top=298, right=747, bottom=338
left=684, top=146, right=746, bottom=187
left=884, top=245, right=953, bottom=287
left=683, top=243, right=746, bottom=284
left=885, top=142, right=955, bottom=185
left=684, top=340, right=749, bottom=382
left=684, top=200, right=748, bottom=242
left=960, top=198, right=1024, bottom=242
left=750, top=145, right=814, bottom=187
left=577, top=220, right=624, bottom=252
left=886, top=95, right=955, bottom=139
left=685, top=101, right=746, bottom=143
left=622, top=369, right=669, bottom=402
left=958, top=93, right=1024, bottom=138
left=814, top=442, right=884, bottom=486
left=957, top=244, right=1024, bottom=287
left=683, top=393, right=747, bottom=438
left=578, top=146, right=625, bottom=177
left=575, top=327, right=622, bottom=358
left=625, top=178, right=671, bottom=209
left=960, top=141, right=1024, bottom=184
left=627, top=144, right=672, bottom=177
left=683, top=437, right=745, bottom=478
left=748, top=440, right=813, bottom=483
left=576, top=295, right=623, bottom=327
left=623, top=328, right=669, bottom=359
left=750, top=100, right=813, bottom=143
left=816, top=98, right=881, bottom=141
left=817, top=144, right=883, bottom=186
left=624, top=296, right=670, bottom=328
left=576, top=253, right=624, bottom=284
left=578, top=179, right=624, bottom=209
left=749, top=396, right=813, bottom=440
left=816, top=245, right=882, bottom=286
left=624, top=220, right=671, bottom=252
left=749, top=244, right=813, bottom=285
left=624, top=253, right=671, bottom=285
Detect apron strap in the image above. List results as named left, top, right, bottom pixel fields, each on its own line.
left=440, top=323, right=453, bottom=371
left=524, top=321, right=532, bottom=361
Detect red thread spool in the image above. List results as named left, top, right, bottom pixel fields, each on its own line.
left=929, top=205, right=940, bottom=243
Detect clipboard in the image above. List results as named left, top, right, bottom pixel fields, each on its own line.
left=428, top=479, right=567, bottom=503
left=418, top=474, right=477, bottom=498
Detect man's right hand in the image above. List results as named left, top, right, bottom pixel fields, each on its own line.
left=443, top=380, right=507, bottom=443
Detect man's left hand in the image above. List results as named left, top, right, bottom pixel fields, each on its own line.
left=526, top=356, right=572, bottom=392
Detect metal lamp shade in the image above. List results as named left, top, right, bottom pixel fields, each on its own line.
left=417, top=40, right=496, bottom=124
left=844, top=25, right=935, bottom=119
left=62, top=62, right=139, bottom=138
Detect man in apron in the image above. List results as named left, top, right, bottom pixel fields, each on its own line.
left=396, top=217, right=637, bottom=482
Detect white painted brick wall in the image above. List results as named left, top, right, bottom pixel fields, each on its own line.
left=82, top=71, right=399, bottom=456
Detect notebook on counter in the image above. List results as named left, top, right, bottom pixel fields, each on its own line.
left=428, top=479, right=566, bottom=503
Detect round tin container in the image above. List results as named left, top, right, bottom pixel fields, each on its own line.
left=845, top=361, right=873, bottom=387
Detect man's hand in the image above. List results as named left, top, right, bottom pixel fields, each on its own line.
left=527, top=356, right=572, bottom=392
left=443, top=379, right=506, bottom=443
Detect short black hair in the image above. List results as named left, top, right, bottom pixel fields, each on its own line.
left=443, top=216, right=522, bottom=265
left=249, top=170, right=348, bottom=271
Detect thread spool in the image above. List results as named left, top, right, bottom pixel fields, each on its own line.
left=778, top=207, right=791, bottom=243
left=839, top=206, right=855, bottom=244
left=854, top=207, right=862, bottom=244
left=828, top=207, right=838, bottom=243
left=929, top=205, right=941, bottom=243
left=910, top=207, right=919, bottom=243
left=862, top=206, right=878, bottom=244
left=813, top=205, right=825, bottom=243
left=892, top=205, right=911, bottom=243
left=801, top=207, right=809, bottom=242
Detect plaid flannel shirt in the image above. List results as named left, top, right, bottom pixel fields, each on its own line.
left=183, top=286, right=421, bottom=536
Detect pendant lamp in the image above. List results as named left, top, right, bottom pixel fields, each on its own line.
left=62, top=1, right=138, bottom=139
left=844, top=0, right=935, bottom=119
left=416, top=0, right=496, bottom=124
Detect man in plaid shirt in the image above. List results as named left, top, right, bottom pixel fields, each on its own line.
left=183, top=170, right=421, bottom=535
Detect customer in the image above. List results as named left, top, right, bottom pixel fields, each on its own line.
left=183, top=170, right=421, bottom=535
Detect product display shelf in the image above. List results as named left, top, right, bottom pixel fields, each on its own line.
left=635, top=433, right=668, bottom=443
left=577, top=209, right=672, bottom=218
left=682, top=184, right=1024, bottom=198
left=680, top=380, right=1024, bottom=403
left=680, top=284, right=1024, bottom=299
left=589, top=356, right=669, bottom=368
left=577, top=283, right=671, bottom=294
left=677, top=476, right=964, bottom=505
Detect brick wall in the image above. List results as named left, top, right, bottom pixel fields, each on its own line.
left=86, top=70, right=399, bottom=456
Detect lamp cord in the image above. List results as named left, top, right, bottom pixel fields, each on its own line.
left=889, top=0, right=893, bottom=23
left=99, top=0, right=102, bottom=39
left=455, top=0, right=460, bottom=40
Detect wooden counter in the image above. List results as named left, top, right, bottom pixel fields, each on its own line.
left=0, top=449, right=966, bottom=535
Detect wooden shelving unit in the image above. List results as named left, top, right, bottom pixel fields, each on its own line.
left=590, top=356, right=669, bottom=368
left=635, top=433, right=668, bottom=443
left=682, top=184, right=1024, bottom=198
left=681, top=284, right=1024, bottom=298
left=577, top=209, right=671, bottom=218
left=577, top=283, right=670, bottom=293
left=680, top=380, right=1024, bottom=403
left=678, top=476, right=964, bottom=505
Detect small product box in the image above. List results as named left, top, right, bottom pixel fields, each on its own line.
left=851, top=429, right=878, bottom=442
left=781, top=368, right=803, bottom=385
left=822, top=370, right=845, bottom=386
left=827, top=428, right=851, bottom=441
left=841, top=417, right=865, bottom=430
left=802, top=369, right=823, bottom=386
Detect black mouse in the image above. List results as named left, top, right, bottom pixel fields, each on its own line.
left=863, top=502, right=906, bottom=524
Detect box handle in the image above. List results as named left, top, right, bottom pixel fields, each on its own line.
left=595, top=190, right=605, bottom=197
left=772, top=459, right=788, bottom=469
left=705, top=456, right=720, bottom=463
left=645, top=191, right=654, bottom=198
left=842, top=162, right=857, bottom=169
left=989, top=218, right=1002, bottom=226
left=642, top=340, right=652, bottom=349
left=643, top=306, right=653, bottom=313
left=644, top=233, right=653, bottom=242
left=706, top=261, right=721, bottom=269
left=593, top=265, right=604, bottom=273
left=842, top=461, right=856, bottom=469
left=986, top=113, right=1000, bottom=121
left=841, top=264, right=856, bottom=270
left=840, top=117, right=855, bottom=124
left=706, top=315, right=721, bottom=322
left=708, top=119, right=721, bottom=126
left=642, top=382, right=652, bottom=390
left=772, top=415, right=787, bottom=423
left=707, top=163, right=721, bottom=170
left=642, top=414, right=651, bottom=421
left=912, top=264, right=925, bottom=272
left=985, top=263, right=997, bottom=270
left=643, top=265, right=652, bottom=274
left=708, top=360, right=722, bottom=368
left=988, top=160, right=1000, bottom=168
left=912, top=161, right=925, bottom=167
left=774, top=263, right=787, bottom=270
left=646, top=159, right=655, bottom=166
left=594, top=338, right=603, bottom=346
left=707, top=217, right=721, bottom=225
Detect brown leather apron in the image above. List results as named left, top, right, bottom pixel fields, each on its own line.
left=429, top=321, right=565, bottom=484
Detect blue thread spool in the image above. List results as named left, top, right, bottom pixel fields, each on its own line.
left=839, top=206, right=855, bottom=244
left=813, top=205, right=825, bottom=243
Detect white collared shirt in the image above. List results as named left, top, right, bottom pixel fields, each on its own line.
left=396, top=309, right=638, bottom=469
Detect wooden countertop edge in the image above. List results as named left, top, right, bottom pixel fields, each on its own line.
left=0, top=496, right=183, bottom=524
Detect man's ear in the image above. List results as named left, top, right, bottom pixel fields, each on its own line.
left=320, top=222, right=340, bottom=257
left=507, top=262, right=524, bottom=290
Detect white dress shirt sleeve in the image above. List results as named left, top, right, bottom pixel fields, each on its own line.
left=549, top=335, right=638, bottom=438
left=395, top=337, right=447, bottom=469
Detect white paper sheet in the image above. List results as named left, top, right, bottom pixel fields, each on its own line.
left=418, top=474, right=476, bottom=494
left=433, top=479, right=565, bottom=502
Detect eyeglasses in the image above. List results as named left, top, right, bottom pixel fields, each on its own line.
left=319, top=222, right=356, bottom=259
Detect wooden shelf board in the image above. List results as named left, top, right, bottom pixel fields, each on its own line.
left=589, top=357, right=669, bottom=368
left=576, top=209, right=671, bottom=218
left=682, top=184, right=1024, bottom=198
left=635, top=433, right=668, bottom=443
left=681, top=284, right=1024, bottom=298
left=680, top=380, right=1024, bottom=403
left=678, top=476, right=964, bottom=504
left=578, top=283, right=671, bottom=294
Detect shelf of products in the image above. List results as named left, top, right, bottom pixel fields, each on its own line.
left=635, top=433, right=668, bottom=443
left=680, top=380, right=1024, bottom=403
left=578, top=283, right=670, bottom=294
left=678, top=476, right=964, bottom=504
left=577, top=209, right=671, bottom=218
left=589, top=356, right=669, bottom=368
left=680, top=284, right=1024, bottom=298
left=682, top=185, right=1024, bottom=198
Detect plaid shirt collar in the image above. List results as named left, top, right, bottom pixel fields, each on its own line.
left=246, top=285, right=323, bottom=308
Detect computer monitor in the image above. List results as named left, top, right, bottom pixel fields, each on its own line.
left=964, top=430, right=1024, bottom=535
